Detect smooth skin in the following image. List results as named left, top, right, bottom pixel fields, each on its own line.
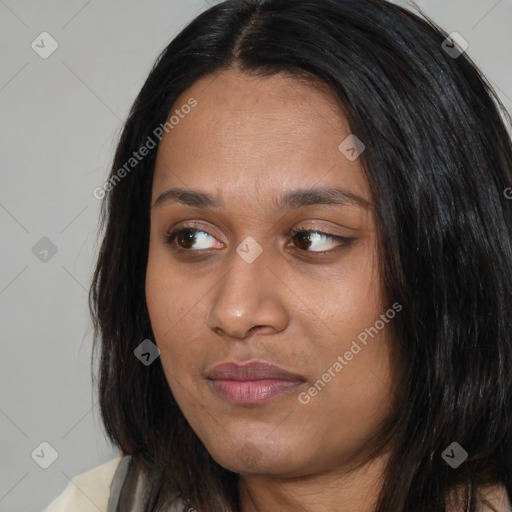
left=145, top=68, right=509, bottom=512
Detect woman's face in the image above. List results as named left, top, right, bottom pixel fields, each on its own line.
left=146, top=68, right=395, bottom=477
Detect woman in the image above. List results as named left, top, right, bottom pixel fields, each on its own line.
left=44, top=0, right=512, bottom=511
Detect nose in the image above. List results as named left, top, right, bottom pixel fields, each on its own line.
left=206, top=245, right=289, bottom=340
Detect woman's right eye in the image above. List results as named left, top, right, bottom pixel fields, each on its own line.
left=164, top=227, right=220, bottom=251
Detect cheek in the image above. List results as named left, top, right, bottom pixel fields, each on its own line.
left=145, top=240, right=194, bottom=333
left=145, top=253, right=193, bottom=366
left=310, top=244, right=382, bottom=338
left=145, top=283, right=201, bottom=408
left=302, top=245, right=393, bottom=412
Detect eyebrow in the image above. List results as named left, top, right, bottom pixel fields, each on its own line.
left=152, top=186, right=373, bottom=211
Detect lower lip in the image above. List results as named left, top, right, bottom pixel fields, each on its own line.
left=209, top=379, right=304, bottom=404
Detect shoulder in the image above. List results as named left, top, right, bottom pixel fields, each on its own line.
left=43, top=455, right=124, bottom=512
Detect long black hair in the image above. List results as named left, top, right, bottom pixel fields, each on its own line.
left=89, top=1, right=512, bottom=510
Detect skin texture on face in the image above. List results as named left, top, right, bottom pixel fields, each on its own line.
left=145, top=67, right=396, bottom=511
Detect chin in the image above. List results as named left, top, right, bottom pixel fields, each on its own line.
left=205, top=438, right=310, bottom=476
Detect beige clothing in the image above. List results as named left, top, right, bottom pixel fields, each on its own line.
left=43, top=456, right=124, bottom=512
left=43, top=454, right=186, bottom=512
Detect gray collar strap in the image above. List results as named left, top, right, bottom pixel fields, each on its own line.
left=107, top=454, right=186, bottom=512
left=107, top=455, right=147, bottom=511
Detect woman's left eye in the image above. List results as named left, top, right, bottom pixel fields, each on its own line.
left=163, top=226, right=354, bottom=255
left=288, top=229, right=354, bottom=254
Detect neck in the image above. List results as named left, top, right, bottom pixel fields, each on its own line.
left=237, top=463, right=512, bottom=512
left=238, top=452, right=389, bottom=512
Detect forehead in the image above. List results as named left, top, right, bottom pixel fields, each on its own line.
left=153, top=68, right=370, bottom=203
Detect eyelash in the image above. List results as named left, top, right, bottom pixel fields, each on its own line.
left=162, top=225, right=355, bottom=256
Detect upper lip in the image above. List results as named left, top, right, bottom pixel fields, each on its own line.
left=206, top=360, right=305, bottom=381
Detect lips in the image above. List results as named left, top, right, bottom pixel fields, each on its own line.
left=206, top=361, right=306, bottom=404
left=207, top=361, right=305, bottom=381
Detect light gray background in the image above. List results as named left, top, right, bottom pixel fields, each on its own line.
left=0, top=1, right=510, bottom=511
